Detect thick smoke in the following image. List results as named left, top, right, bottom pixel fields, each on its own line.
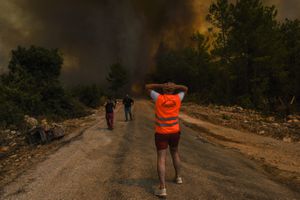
left=264, top=0, right=300, bottom=19
left=0, top=0, right=197, bottom=85
left=0, top=0, right=299, bottom=85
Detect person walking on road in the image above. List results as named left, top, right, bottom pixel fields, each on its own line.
left=122, top=94, right=134, bottom=121
left=105, top=97, right=116, bottom=130
left=145, top=82, right=188, bottom=198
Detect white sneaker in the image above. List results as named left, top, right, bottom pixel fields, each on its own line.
left=175, top=177, right=183, bottom=184
left=154, top=187, right=167, bottom=197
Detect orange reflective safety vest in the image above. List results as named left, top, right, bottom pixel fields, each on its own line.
left=155, top=94, right=181, bottom=134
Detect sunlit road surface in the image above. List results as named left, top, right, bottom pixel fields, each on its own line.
left=1, top=100, right=299, bottom=200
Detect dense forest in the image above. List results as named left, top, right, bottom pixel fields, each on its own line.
left=150, top=0, right=299, bottom=114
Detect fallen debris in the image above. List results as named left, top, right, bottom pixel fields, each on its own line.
left=24, top=115, right=38, bottom=128
left=0, top=109, right=101, bottom=188
left=24, top=116, right=65, bottom=145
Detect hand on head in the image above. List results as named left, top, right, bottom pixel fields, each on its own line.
left=163, top=82, right=176, bottom=94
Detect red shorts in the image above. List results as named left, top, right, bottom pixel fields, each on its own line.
left=155, top=132, right=180, bottom=150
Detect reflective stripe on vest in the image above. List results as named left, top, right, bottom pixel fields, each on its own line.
left=155, top=114, right=178, bottom=121
left=156, top=121, right=179, bottom=127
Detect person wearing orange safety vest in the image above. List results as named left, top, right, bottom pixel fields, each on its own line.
left=145, top=82, right=188, bottom=198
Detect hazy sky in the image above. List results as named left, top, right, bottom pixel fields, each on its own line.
left=0, top=0, right=299, bottom=85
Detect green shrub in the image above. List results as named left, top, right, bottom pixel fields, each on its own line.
left=0, top=98, right=24, bottom=128
left=237, top=95, right=254, bottom=109
left=0, top=46, right=91, bottom=128
left=70, top=84, right=103, bottom=108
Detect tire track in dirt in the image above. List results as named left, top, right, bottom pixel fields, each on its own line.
left=102, top=101, right=158, bottom=200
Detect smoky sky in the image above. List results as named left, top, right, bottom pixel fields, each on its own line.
left=0, top=0, right=299, bottom=85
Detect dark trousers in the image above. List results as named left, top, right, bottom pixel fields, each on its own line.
left=106, top=112, right=114, bottom=129
left=124, top=107, right=132, bottom=121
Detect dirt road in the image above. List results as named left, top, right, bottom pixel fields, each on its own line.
left=1, top=100, right=299, bottom=200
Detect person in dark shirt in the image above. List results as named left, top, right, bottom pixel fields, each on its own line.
left=122, top=94, right=134, bottom=121
left=105, top=98, right=116, bottom=130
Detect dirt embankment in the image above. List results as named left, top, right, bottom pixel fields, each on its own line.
left=180, top=103, right=300, bottom=189
left=0, top=108, right=104, bottom=188
left=181, top=103, right=300, bottom=142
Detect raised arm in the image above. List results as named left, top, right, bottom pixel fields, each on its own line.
left=145, top=83, right=164, bottom=95
left=145, top=83, right=188, bottom=95
left=173, top=84, right=188, bottom=94
left=157, top=82, right=188, bottom=94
